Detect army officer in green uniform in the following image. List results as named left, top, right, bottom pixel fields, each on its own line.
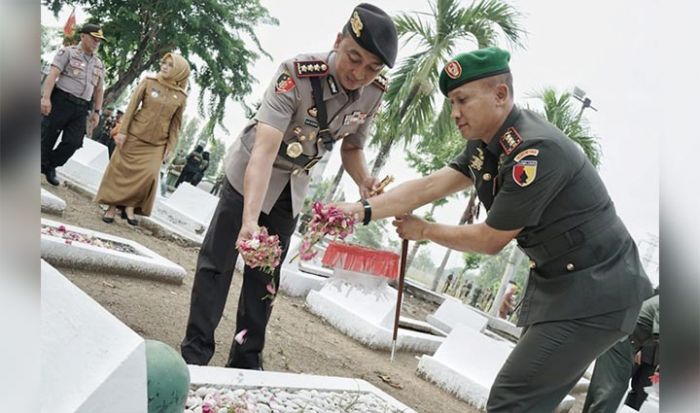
left=181, top=3, right=398, bottom=370
left=337, top=47, right=653, bottom=411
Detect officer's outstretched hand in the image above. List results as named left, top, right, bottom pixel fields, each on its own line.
left=331, top=202, right=364, bottom=223
left=392, top=214, right=430, bottom=241
left=358, top=176, right=380, bottom=199
left=41, top=97, right=52, bottom=116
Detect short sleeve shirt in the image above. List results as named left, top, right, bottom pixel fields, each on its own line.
left=52, top=45, right=104, bottom=101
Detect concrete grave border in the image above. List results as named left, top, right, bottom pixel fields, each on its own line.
left=41, top=218, right=186, bottom=284
left=188, top=365, right=417, bottom=413
left=41, top=187, right=66, bottom=215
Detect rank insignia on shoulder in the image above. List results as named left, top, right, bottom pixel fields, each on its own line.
left=275, top=71, right=296, bottom=94
left=58, top=49, right=65, bottom=56
left=513, top=159, right=537, bottom=187
left=372, top=74, right=388, bottom=92
left=499, top=127, right=523, bottom=155
left=294, top=60, right=329, bottom=78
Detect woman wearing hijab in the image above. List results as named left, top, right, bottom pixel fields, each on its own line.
left=96, top=52, right=190, bottom=225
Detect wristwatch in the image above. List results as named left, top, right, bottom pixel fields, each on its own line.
left=94, top=109, right=101, bottom=115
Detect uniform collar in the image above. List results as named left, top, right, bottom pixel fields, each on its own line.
left=486, top=105, right=521, bottom=156
left=324, top=51, right=361, bottom=102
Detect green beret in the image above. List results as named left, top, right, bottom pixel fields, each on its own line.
left=439, top=47, right=511, bottom=96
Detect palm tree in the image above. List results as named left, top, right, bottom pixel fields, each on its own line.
left=369, top=0, right=526, bottom=176
left=531, top=88, right=603, bottom=167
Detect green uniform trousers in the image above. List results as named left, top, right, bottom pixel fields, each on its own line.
left=582, top=339, right=634, bottom=412
left=487, top=304, right=641, bottom=412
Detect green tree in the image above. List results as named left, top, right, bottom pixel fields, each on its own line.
left=206, top=137, right=226, bottom=179
left=43, top=0, right=278, bottom=130
left=530, top=87, right=603, bottom=167
left=174, top=116, right=201, bottom=157
left=369, top=0, right=525, bottom=176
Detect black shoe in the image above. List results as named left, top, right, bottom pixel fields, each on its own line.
left=102, top=209, right=115, bottom=223
left=120, top=209, right=139, bottom=226
left=45, top=168, right=60, bottom=186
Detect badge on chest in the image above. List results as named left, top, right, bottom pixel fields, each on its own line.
left=150, top=87, right=161, bottom=98
left=343, top=111, right=367, bottom=126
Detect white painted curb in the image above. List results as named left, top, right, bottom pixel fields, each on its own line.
left=188, top=365, right=416, bottom=413
left=41, top=218, right=186, bottom=284
left=41, top=187, right=66, bottom=215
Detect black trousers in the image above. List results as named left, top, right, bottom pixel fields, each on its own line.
left=625, top=360, right=656, bottom=410
left=175, top=167, right=197, bottom=187
left=487, top=304, right=641, bottom=412
left=41, top=89, right=89, bottom=170
left=181, top=177, right=297, bottom=369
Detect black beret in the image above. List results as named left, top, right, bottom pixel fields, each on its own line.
left=344, top=3, right=398, bottom=68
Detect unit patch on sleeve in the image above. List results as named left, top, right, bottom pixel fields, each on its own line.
left=499, top=127, right=523, bottom=155
left=294, top=60, right=329, bottom=78
left=512, top=158, right=537, bottom=187
left=274, top=71, right=296, bottom=94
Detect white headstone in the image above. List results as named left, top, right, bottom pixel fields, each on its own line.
left=41, top=260, right=147, bottom=413
left=426, top=296, right=489, bottom=333
left=306, top=270, right=444, bottom=352
left=417, top=324, right=575, bottom=412
left=165, top=182, right=219, bottom=226
left=58, top=138, right=110, bottom=192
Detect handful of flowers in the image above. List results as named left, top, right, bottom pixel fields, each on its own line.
left=235, top=227, right=282, bottom=275
left=297, top=201, right=356, bottom=261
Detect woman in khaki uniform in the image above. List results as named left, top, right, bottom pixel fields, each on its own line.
left=96, top=52, right=190, bottom=224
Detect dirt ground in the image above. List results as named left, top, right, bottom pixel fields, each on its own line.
left=41, top=181, right=588, bottom=413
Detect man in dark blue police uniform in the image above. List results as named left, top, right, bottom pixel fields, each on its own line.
left=41, top=23, right=106, bottom=186
left=337, top=47, right=653, bottom=411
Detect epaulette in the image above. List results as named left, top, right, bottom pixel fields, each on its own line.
left=294, top=60, right=329, bottom=78
left=372, top=74, right=388, bottom=92
left=499, top=127, right=524, bottom=155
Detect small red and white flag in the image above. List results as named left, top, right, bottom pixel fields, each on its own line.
left=63, top=7, right=76, bottom=37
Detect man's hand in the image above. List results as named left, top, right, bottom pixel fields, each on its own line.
left=163, top=146, right=170, bottom=162
left=236, top=220, right=260, bottom=247
left=41, top=97, right=52, bottom=116
left=358, top=176, right=380, bottom=199
left=634, top=351, right=642, bottom=365
left=89, top=112, right=99, bottom=129
left=392, top=214, right=430, bottom=241
left=114, top=133, right=127, bottom=149
left=332, top=202, right=364, bottom=222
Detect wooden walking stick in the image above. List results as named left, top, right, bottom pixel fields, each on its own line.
left=390, top=238, right=409, bottom=362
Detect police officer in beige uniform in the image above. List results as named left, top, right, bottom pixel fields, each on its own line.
left=181, top=3, right=398, bottom=370
left=337, top=47, right=653, bottom=411
left=41, top=23, right=106, bottom=186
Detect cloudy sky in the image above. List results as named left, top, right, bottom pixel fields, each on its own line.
left=42, top=0, right=660, bottom=284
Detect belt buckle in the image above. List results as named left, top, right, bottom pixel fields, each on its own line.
left=303, top=157, right=320, bottom=171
